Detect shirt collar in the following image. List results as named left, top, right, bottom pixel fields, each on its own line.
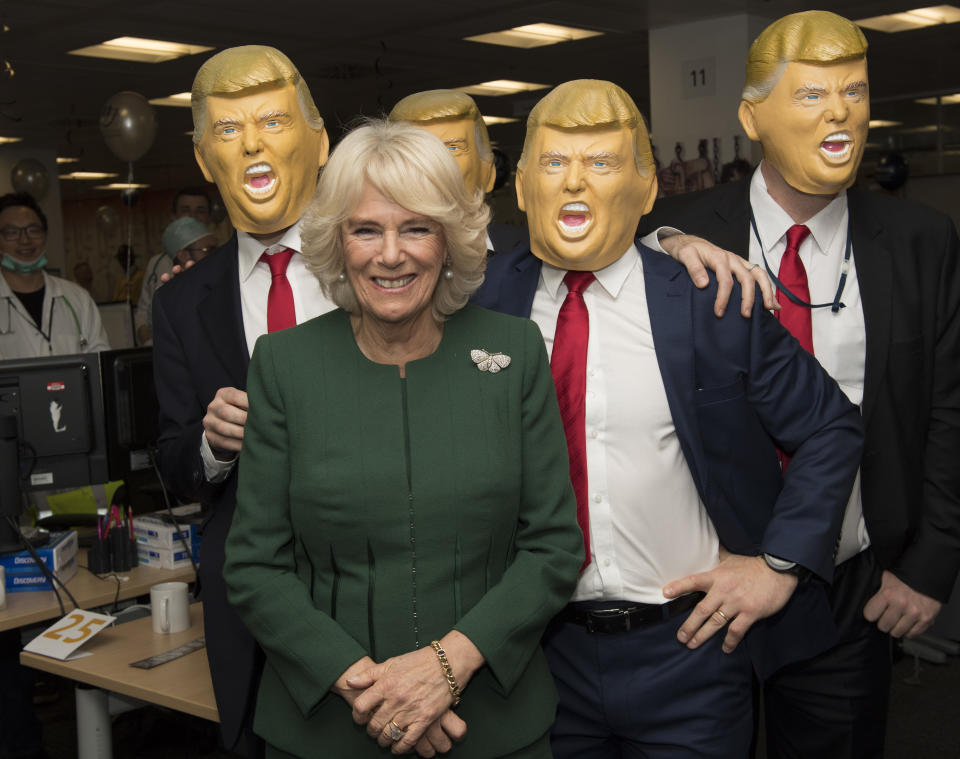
left=237, top=220, right=304, bottom=282
left=539, top=244, right=640, bottom=300
left=750, top=163, right=848, bottom=256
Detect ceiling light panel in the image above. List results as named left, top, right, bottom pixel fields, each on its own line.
left=69, top=37, right=214, bottom=64
left=149, top=92, right=192, bottom=107
left=915, top=93, right=960, bottom=104
left=0, top=136, right=22, bottom=144
left=465, top=23, right=602, bottom=49
left=456, top=80, right=550, bottom=97
left=482, top=116, right=520, bottom=125
left=94, top=183, right=150, bottom=190
left=856, top=5, right=960, bottom=32
left=60, top=171, right=119, bottom=180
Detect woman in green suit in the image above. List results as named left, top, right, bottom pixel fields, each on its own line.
left=224, top=120, right=583, bottom=758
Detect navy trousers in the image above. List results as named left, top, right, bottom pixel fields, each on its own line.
left=543, top=603, right=754, bottom=759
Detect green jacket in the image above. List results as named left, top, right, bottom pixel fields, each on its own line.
left=225, top=305, right=583, bottom=757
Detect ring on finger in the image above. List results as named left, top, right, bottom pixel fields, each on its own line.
left=745, top=262, right=760, bottom=272
left=387, top=720, right=406, bottom=742
left=712, top=609, right=729, bottom=624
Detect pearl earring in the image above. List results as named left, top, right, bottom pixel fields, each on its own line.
left=337, top=272, right=346, bottom=282
left=443, top=268, right=454, bottom=280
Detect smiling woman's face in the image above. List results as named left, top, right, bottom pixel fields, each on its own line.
left=342, top=182, right=446, bottom=332
left=740, top=58, right=869, bottom=196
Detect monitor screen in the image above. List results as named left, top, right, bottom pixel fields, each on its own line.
left=0, top=352, right=109, bottom=492
left=99, top=347, right=159, bottom=480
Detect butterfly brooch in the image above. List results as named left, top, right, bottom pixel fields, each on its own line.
left=471, top=349, right=511, bottom=373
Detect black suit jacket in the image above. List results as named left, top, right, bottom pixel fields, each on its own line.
left=472, top=243, right=864, bottom=677
left=152, top=235, right=259, bottom=750
left=642, top=179, right=960, bottom=602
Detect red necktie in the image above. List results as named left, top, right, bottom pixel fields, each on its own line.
left=776, top=224, right=813, bottom=354
left=776, top=224, right=812, bottom=470
left=551, top=270, right=596, bottom=568
left=260, top=247, right=297, bottom=333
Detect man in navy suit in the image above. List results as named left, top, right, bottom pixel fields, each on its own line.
left=472, top=78, right=863, bottom=758
left=152, top=45, right=330, bottom=756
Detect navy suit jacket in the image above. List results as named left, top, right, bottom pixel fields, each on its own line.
left=472, top=242, right=864, bottom=677
left=643, top=180, right=960, bottom=603
left=152, top=235, right=258, bottom=750
left=487, top=221, right=528, bottom=257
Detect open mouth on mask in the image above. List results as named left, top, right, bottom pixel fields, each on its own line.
left=244, top=162, right=277, bottom=197
left=819, top=132, right=853, bottom=163
left=557, top=202, right=591, bottom=236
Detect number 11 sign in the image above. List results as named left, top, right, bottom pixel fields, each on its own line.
left=24, top=610, right=116, bottom=660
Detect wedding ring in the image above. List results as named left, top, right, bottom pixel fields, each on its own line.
left=712, top=609, right=729, bottom=624
left=388, top=720, right=406, bottom=742
left=746, top=263, right=760, bottom=272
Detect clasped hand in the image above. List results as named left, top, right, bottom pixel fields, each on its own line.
left=334, top=633, right=481, bottom=756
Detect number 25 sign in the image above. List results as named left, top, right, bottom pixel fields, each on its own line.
left=24, top=610, right=116, bottom=661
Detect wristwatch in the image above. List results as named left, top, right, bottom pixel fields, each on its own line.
left=762, top=553, right=811, bottom=582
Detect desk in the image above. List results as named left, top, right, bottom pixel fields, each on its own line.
left=0, top=561, right=195, bottom=632
left=21, top=604, right=216, bottom=759
left=20, top=604, right=216, bottom=722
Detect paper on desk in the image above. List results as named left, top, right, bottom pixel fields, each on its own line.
left=23, top=610, right=116, bottom=660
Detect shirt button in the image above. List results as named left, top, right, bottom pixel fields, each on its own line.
left=593, top=494, right=602, bottom=503
left=589, top=430, right=598, bottom=439
left=603, top=558, right=611, bottom=567
left=588, top=369, right=595, bottom=377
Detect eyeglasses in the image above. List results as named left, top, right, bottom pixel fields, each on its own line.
left=0, top=224, right=45, bottom=241
left=182, top=245, right=214, bottom=260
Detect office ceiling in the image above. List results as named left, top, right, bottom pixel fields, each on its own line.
left=0, top=0, right=957, bottom=197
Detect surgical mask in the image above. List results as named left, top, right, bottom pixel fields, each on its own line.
left=1, top=254, right=48, bottom=274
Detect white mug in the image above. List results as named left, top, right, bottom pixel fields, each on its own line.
left=0, top=566, right=6, bottom=611
left=150, top=581, right=190, bottom=634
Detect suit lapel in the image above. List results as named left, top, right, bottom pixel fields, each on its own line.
left=639, top=245, right=709, bottom=498
left=197, top=238, right=250, bottom=387
left=495, top=251, right=541, bottom=318
left=848, top=190, right=892, bottom=426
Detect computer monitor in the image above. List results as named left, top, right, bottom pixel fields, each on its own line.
left=0, top=352, right=109, bottom=551
left=100, top=347, right=163, bottom=514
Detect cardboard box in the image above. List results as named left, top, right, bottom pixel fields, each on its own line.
left=5, top=553, right=78, bottom=593
left=133, top=514, right=193, bottom=551
left=136, top=544, right=193, bottom=570
left=0, top=531, right=78, bottom=574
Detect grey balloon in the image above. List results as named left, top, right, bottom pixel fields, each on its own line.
left=10, top=158, right=49, bottom=199
left=99, top=91, right=158, bottom=162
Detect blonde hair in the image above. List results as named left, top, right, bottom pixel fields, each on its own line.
left=517, top=79, right=654, bottom=175
left=191, top=45, right=324, bottom=142
left=389, top=90, right=492, bottom=161
left=742, top=11, right=868, bottom=103
left=301, top=120, right=489, bottom=321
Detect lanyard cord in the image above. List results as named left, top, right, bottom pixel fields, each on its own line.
left=749, top=207, right=850, bottom=313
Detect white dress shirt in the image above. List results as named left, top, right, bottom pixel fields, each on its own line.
left=749, top=166, right=869, bottom=564
left=530, top=244, right=720, bottom=603
left=201, top=220, right=338, bottom=481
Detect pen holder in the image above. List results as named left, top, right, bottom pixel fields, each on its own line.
left=110, top=530, right=129, bottom=572
left=87, top=537, right=111, bottom=575
left=126, top=534, right=138, bottom=569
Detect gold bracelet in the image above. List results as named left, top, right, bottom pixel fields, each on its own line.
left=430, top=640, right=462, bottom=707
